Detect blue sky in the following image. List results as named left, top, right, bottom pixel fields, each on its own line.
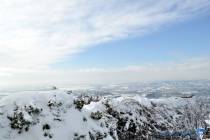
left=57, top=15, right=210, bottom=69
left=0, top=0, right=210, bottom=88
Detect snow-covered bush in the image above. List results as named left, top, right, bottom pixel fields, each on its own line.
left=174, top=97, right=210, bottom=131
left=48, top=99, right=62, bottom=109
left=7, top=105, right=42, bottom=134
left=7, top=111, right=31, bottom=133
left=74, top=99, right=85, bottom=110
left=90, top=111, right=103, bottom=120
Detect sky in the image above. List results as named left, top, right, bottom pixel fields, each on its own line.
left=0, top=0, right=210, bottom=89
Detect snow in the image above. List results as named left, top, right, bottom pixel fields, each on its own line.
left=0, top=90, right=113, bottom=140
left=0, top=86, right=210, bottom=140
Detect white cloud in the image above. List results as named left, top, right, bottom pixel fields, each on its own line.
left=0, top=0, right=210, bottom=88
left=0, top=0, right=210, bottom=69
left=0, top=58, right=210, bottom=89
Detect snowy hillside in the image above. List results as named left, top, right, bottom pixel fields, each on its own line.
left=0, top=88, right=210, bottom=140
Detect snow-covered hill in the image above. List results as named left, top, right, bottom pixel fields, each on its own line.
left=0, top=89, right=210, bottom=140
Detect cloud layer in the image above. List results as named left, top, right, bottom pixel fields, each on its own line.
left=0, top=0, right=210, bottom=88
left=1, top=57, right=210, bottom=89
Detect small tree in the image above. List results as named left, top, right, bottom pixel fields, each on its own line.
left=179, top=97, right=209, bottom=130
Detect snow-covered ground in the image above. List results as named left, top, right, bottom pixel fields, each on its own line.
left=0, top=81, right=210, bottom=140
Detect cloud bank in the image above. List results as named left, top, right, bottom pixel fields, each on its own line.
left=0, top=0, right=210, bottom=88
left=1, top=58, right=210, bottom=89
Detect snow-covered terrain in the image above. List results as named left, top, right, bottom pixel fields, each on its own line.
left=0, top=81, right=210, bottom=140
